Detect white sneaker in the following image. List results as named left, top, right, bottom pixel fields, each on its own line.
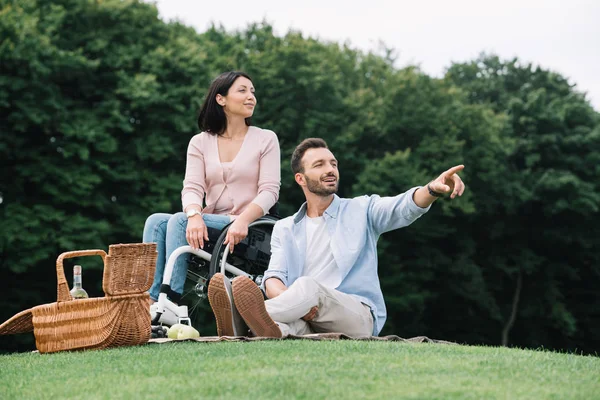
left=150, top=300, right=181, bottom=326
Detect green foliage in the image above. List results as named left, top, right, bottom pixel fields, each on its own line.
left=1, top=1, right=599, bottom=354
left=445, top=54, right=600, bottom=351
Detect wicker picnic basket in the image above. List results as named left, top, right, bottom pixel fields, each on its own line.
left=0, top=243, right=157, bottom=353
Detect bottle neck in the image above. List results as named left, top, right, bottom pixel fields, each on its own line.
left=73, top=274, right=82, bottom=289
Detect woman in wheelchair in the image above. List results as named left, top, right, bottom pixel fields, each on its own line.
left=143, top=71, right=281, bottom=307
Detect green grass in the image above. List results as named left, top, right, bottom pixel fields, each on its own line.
left=0, top=340, right=598, bottom=399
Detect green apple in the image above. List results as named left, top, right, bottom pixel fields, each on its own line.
left=167, top=323, right=186, bottom=339
left=177, top=324, right=200, bottom=340
left=167, top=323, right=200, bottom=340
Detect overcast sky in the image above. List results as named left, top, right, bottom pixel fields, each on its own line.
left=152, top=0, right=600, bottom=110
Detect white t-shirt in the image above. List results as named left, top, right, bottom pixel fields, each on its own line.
left=304, top=216, right=341, bottom=288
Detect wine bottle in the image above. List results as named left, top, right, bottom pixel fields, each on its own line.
left=70, top=265, right=89, bottom=299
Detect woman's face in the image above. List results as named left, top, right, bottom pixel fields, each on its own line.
left=218, top=76, right=256, bottom=119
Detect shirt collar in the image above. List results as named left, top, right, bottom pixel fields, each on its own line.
left=293, top=194, right=340, bottom=224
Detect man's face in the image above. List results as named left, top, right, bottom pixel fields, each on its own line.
left=298, top=147, right=339, bottom=196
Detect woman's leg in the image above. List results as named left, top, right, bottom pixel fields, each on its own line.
left=202, top=213, right=231, bottom=231
left=167, top=213, right=231, bottom=297
left=143, top=213, right=172, bottom=301
left=164, top=212, right=191, bottom=299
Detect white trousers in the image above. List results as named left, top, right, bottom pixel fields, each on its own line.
left=265, top=276, right=374, bottom=337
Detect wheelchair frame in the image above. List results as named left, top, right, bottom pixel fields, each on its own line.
left=151, top=216, right=278, bottom=326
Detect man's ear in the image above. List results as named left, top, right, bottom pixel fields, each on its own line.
left=295, top=173, right=305, bottom=187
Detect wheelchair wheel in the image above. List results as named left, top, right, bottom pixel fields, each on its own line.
left=180, top=216, right=278, bottom=333
left=179, top=254, right=216, bottom=333
left=208, top=216, right=278, bottom=285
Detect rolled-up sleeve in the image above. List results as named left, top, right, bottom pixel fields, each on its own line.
left=262, top=222, right=288, bottom=289
left=368, top=187, right=431, bottom=235
left=251, top=130, right=281, bottom=214
left=181, top=135, right=206, bottom=211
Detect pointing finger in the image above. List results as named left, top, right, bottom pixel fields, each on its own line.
left=443, top=165, right=465, bottom=177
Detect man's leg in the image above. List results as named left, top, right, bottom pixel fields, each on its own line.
left=277, top=320, right=314, bottom=336
left=203, top=214, right=246, bottom=336
left=266, top=276, right=374, bottom=337
left=226, top=277, right=314, bottom=337
left=232, top=276, right=372, bottom=337
left=208, top=273, right=247, bottom=337
left=232, top=276, right=283, bottom=337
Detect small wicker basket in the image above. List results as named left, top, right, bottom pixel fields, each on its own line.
left=0, top=243, right=157, bottom=353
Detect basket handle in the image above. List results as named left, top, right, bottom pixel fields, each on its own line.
left=56, top=249, right=107, bottom=302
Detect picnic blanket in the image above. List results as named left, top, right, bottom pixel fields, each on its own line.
left=148, top=333, right=456, bottom=344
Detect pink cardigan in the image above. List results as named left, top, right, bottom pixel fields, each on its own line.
left=181, top=126, right=281, bottom=216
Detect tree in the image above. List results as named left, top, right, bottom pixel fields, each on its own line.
left=0, top=0, right=213, bottom=351
left=1, top=2, right=598, bottom=355
left=446, top=54, right=600, bottom=351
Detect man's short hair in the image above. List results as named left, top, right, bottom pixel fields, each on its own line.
left=291, top=138, right=329, bottom=174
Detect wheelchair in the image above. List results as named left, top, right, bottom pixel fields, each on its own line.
left=150, top=214, right=279, bottom=330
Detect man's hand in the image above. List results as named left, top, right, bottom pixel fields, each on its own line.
left=429, top=165, right=466, bottom=199
left=302, top=306, right=318, bottom=321
left=413, top=165, right=466, bottom=208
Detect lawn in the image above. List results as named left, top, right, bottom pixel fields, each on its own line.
left=0, top=340, right=598, bottom=399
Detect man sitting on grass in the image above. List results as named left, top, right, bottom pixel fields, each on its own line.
left=208, top=138, right=465, bottom=337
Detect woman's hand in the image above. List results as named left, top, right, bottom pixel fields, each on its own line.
left=186, top=215, right=209, bottom=250
left=223, top=219, right=249, bottom=253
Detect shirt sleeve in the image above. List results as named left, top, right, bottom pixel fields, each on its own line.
left=367, top=187, right=431, bottom=236
left=181, top=134, right=207, bottom=211
left=250, top=130, right=281, bottom=214
left=262, top=222, right=288, bottom=288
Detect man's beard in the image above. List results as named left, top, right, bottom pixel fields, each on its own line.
left=304, top=174, right=338, bottom=196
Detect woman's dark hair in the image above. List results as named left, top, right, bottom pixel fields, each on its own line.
left=291, top=138, right=329, bottom=174
left=197, top=71, right=253, bottom=135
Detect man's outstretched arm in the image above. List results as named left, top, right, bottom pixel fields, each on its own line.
left=368, top=165, right=466, bottom=235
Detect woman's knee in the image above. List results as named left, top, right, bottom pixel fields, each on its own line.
left=145, top=213, right=170, bottom=227
left=143, top=213, right=170, bottom=240
left=167, top=212, right=188, bottom=231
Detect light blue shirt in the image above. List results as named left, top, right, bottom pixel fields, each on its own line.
left=263, top=187, right=430, bottom=335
